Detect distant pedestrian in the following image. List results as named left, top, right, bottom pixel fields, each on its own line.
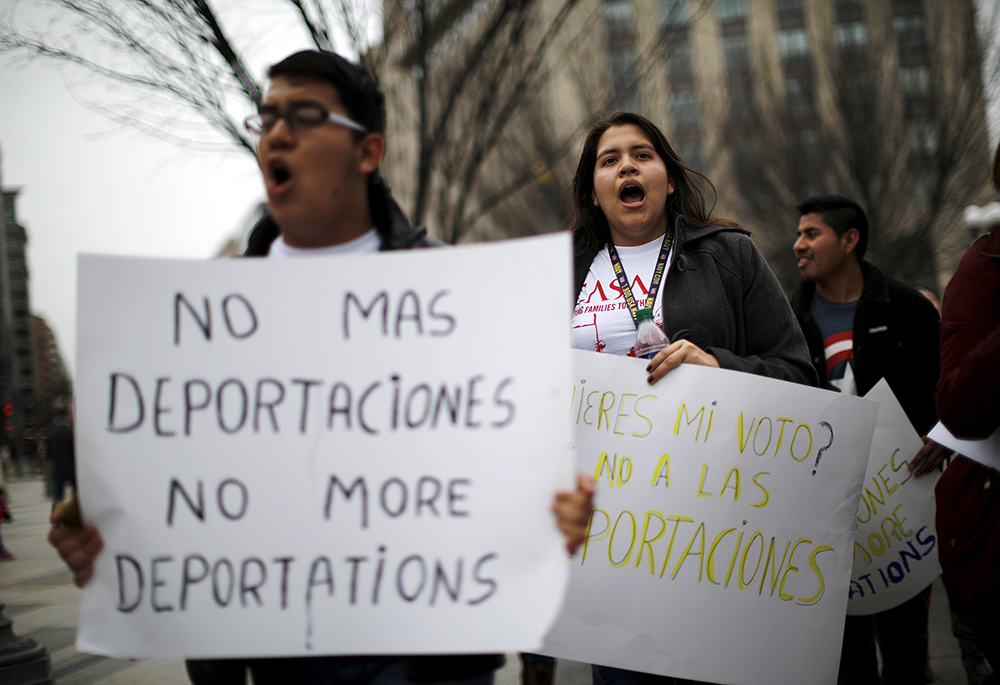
left=0, top=452, right=13, bottom=561
left=46, top=406, right=75, bottom=505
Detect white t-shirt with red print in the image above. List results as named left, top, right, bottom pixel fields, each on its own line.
left=571, top=235, right=674, bottom=357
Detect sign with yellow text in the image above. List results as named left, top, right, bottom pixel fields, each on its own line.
left=74, top=235, right=573, bottom=658
left=540, top=350, right=877, bottom=685
left=848, top=380, right=940, bottom=615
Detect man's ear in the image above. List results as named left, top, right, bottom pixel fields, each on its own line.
left=356, top=133, right=385, bottom=176
left=842, top=227, right=860, bottom=254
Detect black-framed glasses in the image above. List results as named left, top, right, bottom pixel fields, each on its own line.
left=244, top=103, right=368, bottom=135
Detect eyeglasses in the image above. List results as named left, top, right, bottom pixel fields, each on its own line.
left=244, top=103, right=368, bottom=135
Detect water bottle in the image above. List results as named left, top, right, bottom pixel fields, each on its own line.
left=634, top=308, right=668, bottom=359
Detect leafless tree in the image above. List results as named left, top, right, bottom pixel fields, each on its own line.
left=715, top=0, right=994, bottom=291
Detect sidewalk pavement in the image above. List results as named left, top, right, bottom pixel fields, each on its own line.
left=0, top=476, right=981, bottom=684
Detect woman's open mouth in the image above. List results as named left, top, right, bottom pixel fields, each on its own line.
left=619, top=182, right=645, bottom=207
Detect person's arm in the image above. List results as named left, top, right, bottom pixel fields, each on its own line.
left=48, top=501, right=102, bottom=587
left=936, top=233, right=1000, bottom=438
left=661, top=236, right=816, bottom=386
left=553, top=473, right=595, bottom=554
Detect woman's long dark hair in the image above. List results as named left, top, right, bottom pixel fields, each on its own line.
left=569, top=112, right=736, bottom=258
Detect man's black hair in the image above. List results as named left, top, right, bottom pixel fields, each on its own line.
left=267, top=50, right=386, bottom=137
left=797, top=194, right=869, bottom=261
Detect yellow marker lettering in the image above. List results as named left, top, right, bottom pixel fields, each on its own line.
left=877, top=464, right=899, bottom=496
left=863, top=480, right=886, bottom=518
left=613, top=393, right=637, bottom=436
left=797, top=545, right=834, bottom=606
left=658, top=515, right=695, bottom=577
left=582, top=390, right=600, bottom=425
left=594, top=452, right=616, bottom=489
left=774, top=417, right=794, bottom=456
left=674, top=402, right=706, bottom=441
left=890, top=448, right=914, bottom=486
left=597, top=392, right=616, bottom=431
left=706, top=528, right=736, bottom=585
left=725, top=529, right=745, bottom=588
left=737, top=413, right=756, bottom=454
left=632, top=395, right=655, bottom=437
left=759, top=537, right=791, bottom=597
left=671, top=521, right=706, bottom=582
left=634, top=511, right=667, bottom=575
left=753, top=417, right=773, bottom=455
left=697, top=464, right=713, bottom=498
left=650, top=454, right=670, bottom=488
left=790, top=423, right=812, bottom=462
left=853, top=541, right=873, bottom=565
left=738, top=531, right=765, bottom=589
left=868, top=532, right=886, bottom=556
left=720, top=466, right=741, bottom=502
left=750, top=472, right=770, bottom=508
left=608, top=510, right=637, bottom=568
left=580, top=508, right=610, bottom=564
left=705, top=405, right=715, bottom=441
left=778, top=538, right=813, bottom=601
left=617, top=456, right=632, bottom=487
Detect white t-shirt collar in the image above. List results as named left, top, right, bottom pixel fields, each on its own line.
left=266, top=228, right=381, bottom=258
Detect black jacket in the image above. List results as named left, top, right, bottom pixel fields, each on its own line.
left=574, top=215, right=817, bottom=386
left=791, top=261, right=940, bottom=435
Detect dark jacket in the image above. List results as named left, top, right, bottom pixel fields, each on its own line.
left=792, top=261, right=940, bottom=435
left=238, top=175, right=502, bottom=684
left=936, top=226, right=1000, bottom=439
left=574, top=214, right=818, bottom=386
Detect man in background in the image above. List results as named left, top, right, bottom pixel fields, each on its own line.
left=790, top=194, right=945, bottom=685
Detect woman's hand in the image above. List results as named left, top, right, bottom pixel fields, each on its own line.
left=553, top=473, right=596, bottom=555
left=645, top=339, right=719, bottom=384
left=49, top=501, right=103, bottom=588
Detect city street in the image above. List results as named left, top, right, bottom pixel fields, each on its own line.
left=0, top=475, right=981, bottom=684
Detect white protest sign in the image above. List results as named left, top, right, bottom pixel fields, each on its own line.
left=928, top=422, right=1000, bottom=472
left=540, top=350, right=877, bottom=685
left=847, top=380, right=940, bottom=615
left=75, top=234, right=573, bottom=659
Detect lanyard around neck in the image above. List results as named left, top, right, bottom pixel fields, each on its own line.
left=607, top=227, right=674, bottom=328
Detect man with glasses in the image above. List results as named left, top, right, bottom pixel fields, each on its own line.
left=49, top=49, right=594, bottom=685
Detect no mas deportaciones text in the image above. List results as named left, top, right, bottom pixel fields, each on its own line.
left=105, top=372, right=516, bottom=437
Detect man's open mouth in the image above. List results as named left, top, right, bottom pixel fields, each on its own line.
left=620, top=182, right=645, bottom=206
left=268, top=159, right=293, bottom=187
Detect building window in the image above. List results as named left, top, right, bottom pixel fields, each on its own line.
left=716, top=0, right=745, bottom=24
left=786, top=77, right=815, bottom=120
left=834, top=0, right=864, bottom=23
left=776, top=0, right=802, bottom=13
left=728, top=82, right=755, bottom=121
left=892, top=0, right=923, bottom=16
left=906, top=118, right=939, bottom=156
left=668, top=39, right=695, bottom=86
left=2, top=198, right=14, bottom=224
left=660, top=0, right=686, bottom=26
left=723, top=33, right=750, bottom=79
left=604, top=0, right=640, bottom=112
left=835, top=22, right=868, bottom=50
left=674, top=135, right=704, bottom=173
left=10, top=269, right=24, bottom=280
left=899, top=65, right=931, bottom=97
left=605, top=0, right=634, bottom=45
left=778, top=28, right=810, bottom=61
left=894, top=14, right=927, bottom=52
left=670, top=89, right=700, bottom=134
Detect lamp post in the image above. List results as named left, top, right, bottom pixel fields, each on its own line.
left=0, top=602, right=53, bottom=684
